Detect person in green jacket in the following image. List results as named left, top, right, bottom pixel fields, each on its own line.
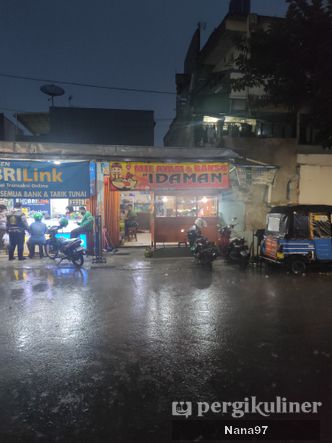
left=70, top=206, right=94, bottom=238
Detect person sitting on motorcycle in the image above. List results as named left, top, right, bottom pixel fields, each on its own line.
left=58, top=217, right=69, bottom=230
left=187, top=218, right=207, bottom=248
left=70, top=206, right=94, bottom=239
left=27, top=213, right=48, bottom=259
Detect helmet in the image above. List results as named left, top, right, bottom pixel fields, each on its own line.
left=59, top=217, right=69, bottom=228
left=33, top=212, right=43, bottom=221
left=195, top=218, right=207, bottom=229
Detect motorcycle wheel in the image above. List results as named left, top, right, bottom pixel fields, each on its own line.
left=199, top=254, right=213, bottom=268
left=45, top=243, right=59, bottom=259
left=72, top=254, right=84, bottom=267
left=228, top=251, right=239, bottom=263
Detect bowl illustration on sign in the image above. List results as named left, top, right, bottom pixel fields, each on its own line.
left=110, top=163, right=137, bottom=190
left=111, top=178, right=137, bottom=190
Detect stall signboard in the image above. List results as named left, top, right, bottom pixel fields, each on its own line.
left=14, top=198, right=51, bottom=214
left=89, top=161, right=97, bottom=196
left=109, top=162, right=229, bottom=191
left=0, top=160, right=91, bottom=199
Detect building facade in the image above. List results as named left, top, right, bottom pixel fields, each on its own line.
left=16, top=106, right=155, bottom=146
left=163, top=0, right=332, bottom=236
left=164, top=0, right=294, bottom=150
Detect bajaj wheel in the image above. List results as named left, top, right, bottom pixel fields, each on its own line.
left=72, top=254, right=84, bottom=267
left=289, top=257, right=306, bottom=275
left=45, top=243, right=59, bottom=259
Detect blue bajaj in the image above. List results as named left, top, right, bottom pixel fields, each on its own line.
left=260, top=205, right=332, bottom=275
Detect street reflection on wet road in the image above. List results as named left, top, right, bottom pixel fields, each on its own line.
left=0, top=258, right=332, bottom=442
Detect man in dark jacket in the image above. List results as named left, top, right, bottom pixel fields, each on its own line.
left=6, top=202, right=29, bottom=261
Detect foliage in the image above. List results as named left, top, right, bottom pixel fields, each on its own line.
left=233, top=0, right=332, bottom=146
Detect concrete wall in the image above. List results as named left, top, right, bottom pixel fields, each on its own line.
left=0, top=114, right=20, bottom=141
left=223, top=136, right=299, bottom=232
left=298, top=155, right=332, bottom=205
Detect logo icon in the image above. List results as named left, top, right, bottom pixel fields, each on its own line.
left=172, top=401, right=192, bottom=419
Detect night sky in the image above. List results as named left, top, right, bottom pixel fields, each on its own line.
left=0, top=0, right=287, bottom=145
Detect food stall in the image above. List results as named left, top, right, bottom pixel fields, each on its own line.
left=104, top=161, right=229, bottom=247
left=154, top=190, right=220, bottom=245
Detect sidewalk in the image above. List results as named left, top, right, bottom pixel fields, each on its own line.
left=0, top=248, right=149, bottom=270
left=0, top=254, right=90, bottom=269
left=0, top=247, right=194, bottom=270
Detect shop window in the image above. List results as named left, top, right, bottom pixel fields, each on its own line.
left=155, top=195, right=218, bottom=218
left=197, top=196, right=217, bottom=217
left=155, top=196, right=176, bottom=217
left=311, top=214, right=331, bottom=238
left=176, top=196, right=197, bottom=217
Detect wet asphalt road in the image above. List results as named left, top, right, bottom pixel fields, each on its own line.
left=0, top=253, right=332, bottom=443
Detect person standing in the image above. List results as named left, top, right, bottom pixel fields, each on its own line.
left=27, top=213, right=48, bottom=258
left=0, top=203, right=7, bottom=251
left=6, top=202, right=29, bottom=261
left=70, top=206, right=94, bottom=238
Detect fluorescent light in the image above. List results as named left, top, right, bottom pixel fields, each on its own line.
left=203, top=116, right=220, bottom=123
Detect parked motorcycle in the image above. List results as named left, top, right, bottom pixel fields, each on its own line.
left=217, top=218, right=250, bottom=267
left=45, top=222, right=86, bottom=267
left=192, top=236, right=219, bottom=267
left=187, top=218, right=219, bottom=267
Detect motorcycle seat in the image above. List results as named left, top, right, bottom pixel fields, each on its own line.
left=58, top=237, right=81, bottom=246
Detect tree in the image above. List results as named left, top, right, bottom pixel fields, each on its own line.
left=233, top=0, right=332, bottom=147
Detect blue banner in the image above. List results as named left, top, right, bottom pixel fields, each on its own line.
left=89, top=161, right=96, bottom=196
left=14, top=198, right=51, bottom=214
left=0, top=160, right=91, bottom=199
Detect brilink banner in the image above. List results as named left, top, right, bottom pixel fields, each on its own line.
left=0, top=160, right=91, bottom=199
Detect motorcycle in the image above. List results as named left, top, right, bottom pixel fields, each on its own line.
left=192, top=236, right=219, bottom=267
left=217, top=219, right=250, bottom=267
left=45, top=225, right=86, bottom=267
left=187, top=224, right=219, bottom=267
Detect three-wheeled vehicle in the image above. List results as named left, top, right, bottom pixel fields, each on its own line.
left=260, top=205, right=332, bottom=274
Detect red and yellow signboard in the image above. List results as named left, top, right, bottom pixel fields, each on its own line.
left=109, top=162, right=229, bottom=191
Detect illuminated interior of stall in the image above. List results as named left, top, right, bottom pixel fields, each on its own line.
left=155, top=195, right=217, bottom=218
left=0, top=197, right=91, bottom=251
left=153, top=190, right=220, bottom=247
left=120, top=191, right=152, bottom=246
